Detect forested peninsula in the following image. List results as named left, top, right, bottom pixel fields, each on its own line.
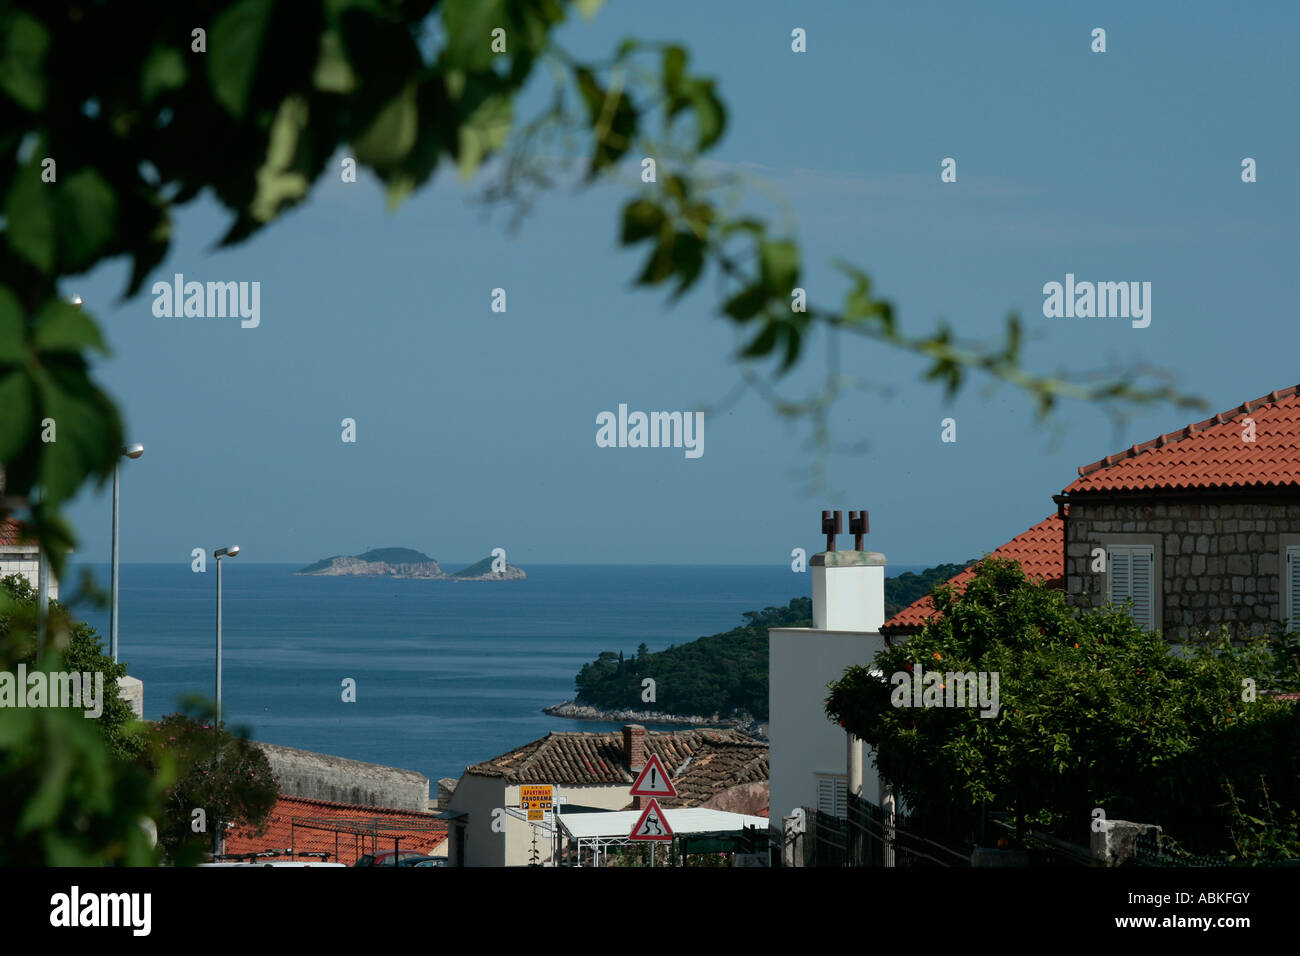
left=554, top=562, right=970, bottom=724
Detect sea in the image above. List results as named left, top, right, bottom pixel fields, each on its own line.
left=67, top=562, right=925, bottom=786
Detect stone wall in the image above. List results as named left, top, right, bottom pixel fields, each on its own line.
left=116, top=676, right=143, bottom=719
left=255, top=741, right=430, bottom=812
left=1066, top=499, right=1300, bottom=641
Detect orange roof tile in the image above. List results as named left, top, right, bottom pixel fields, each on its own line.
left=467, top=728, right=760, bottom=787
left=223, top=794, right=447, bottom=865
left=0, top=518, right=26, bottom=546
left=881, top=514, right=1063, bottom=633
left=1066, top=385, right=1300, bottom=494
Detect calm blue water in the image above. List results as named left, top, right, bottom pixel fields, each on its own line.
left=67, top=563, right=924, bottom=785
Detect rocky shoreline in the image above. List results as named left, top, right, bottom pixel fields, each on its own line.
left=543, top=700, right=767, bottom=741
left=296, top=554, right=525, bottom=581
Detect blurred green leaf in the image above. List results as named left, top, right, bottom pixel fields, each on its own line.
left=5, top=156, right=55, bottom=272
left=686, top=79, right=725, bottom=150
left=55, top=169, right=118, bottom=272
left=620, top=199, right=664, bottom=244
left=0, top=10, right=48, bottom=111
left=0, top=373, right=34, bottom=464
left=0, top=285, right=27, bottom=362
left=353, top=82, right=418, bottom=170
left=209, top=0, right=274, bottom=118
left=312, top=29, right=356, bottom=93
left=723, top=284, right=767, bottom=322
left=33, top=299, right=106, bottom=354
left=251, top=96, right=311, bottom=221
left=140, top=45, right=187, bottom=103
left=668, top=231, right=705, bottom=300
left=457, top=92, right=512, bottom=181
left=759, top=239, right=799, bottom=294
left=740, top=322, right=778, bottom=358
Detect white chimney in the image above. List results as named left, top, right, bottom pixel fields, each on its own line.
left=811, top=550, right=886, bottom=632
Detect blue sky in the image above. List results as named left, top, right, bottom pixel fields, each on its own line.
left=64, top=0, right=1299, bottom=568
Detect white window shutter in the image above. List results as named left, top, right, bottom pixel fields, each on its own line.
left=1287, top=547, right=1300, bottom=630
left=816, top=774, right=847, bottom=817
left=1108, top=545, right=1154, bottom=630
left=1109, top=547, right=1132, bottom=604
left=1130, top=548, right=1153, bottom=629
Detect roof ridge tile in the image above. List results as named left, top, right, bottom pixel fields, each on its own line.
left=1072, top=384, right=1300, bottom=485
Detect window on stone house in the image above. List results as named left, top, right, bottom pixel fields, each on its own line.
left=1108, top=544, right=1155, bottom=630
left=815, top=773, right=847, bottom=819
left=1285, top=547, right=1300, bottom=632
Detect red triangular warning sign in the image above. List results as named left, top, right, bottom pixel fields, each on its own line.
left=629, top=798, right=673, bottom=841
left=629, top=753, right=677, bottom=798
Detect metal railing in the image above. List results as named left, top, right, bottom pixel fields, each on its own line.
left=800, top=794, right=971, bottom=867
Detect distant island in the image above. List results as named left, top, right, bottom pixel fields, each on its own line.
left=296, top=547, right=525, bottom=581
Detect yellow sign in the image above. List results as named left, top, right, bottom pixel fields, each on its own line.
left=527, top=809, right=544, bottom=822
left=520, top=785, right=554, bottom=811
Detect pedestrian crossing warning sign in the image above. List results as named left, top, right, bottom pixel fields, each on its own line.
left=629, top=798, right=673, bottom=841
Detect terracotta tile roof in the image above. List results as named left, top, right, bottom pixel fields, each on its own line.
left=0, top=518, right=26, bottom=546
left=881, top=514, right=1064, bottom=634
left=650, top=738, right=769, bottom=809
left=1066, top=385, right=1300, bottom=494
left=466, top=728, right=761, bottom=788
left=223, top=794, right=447, bottom=864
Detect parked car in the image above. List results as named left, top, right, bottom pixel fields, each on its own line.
left=353, top=850, right=436, bottom=867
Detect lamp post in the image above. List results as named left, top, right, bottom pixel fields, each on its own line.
left=110, top=443, right=145, bottom=662
left=213, top=545, right=240, bottom=726
left=212, top=544, right=239, bottom=862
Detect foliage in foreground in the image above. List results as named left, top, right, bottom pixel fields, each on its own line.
left=147, top=709, right=279, bottom=862
left=0, top=577, right=163, bottom=865
left=825, top=558, right=1300, bottom=856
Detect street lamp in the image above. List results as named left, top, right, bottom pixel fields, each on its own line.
left=109, top=443, right=145, bottom=662
left=214, top=545, right=240, bottom=726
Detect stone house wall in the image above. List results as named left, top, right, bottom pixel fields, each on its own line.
left=1065, top=498, right=1300, bottom=641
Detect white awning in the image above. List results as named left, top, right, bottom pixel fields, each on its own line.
left=558, top=807, right=768, bottom=841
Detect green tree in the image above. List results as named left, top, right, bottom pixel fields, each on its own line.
left=825, top=558, right=1300, bottom=854
left=575, top=597, right=811, bottom=719
left=0, top=573, right=144, bottom=759
left=148, top=710, right=279, bottom=862
left=0, top=574, right=164, bottom=865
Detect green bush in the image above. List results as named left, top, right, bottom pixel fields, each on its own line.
left=826, top=557, right=1300, bottom=854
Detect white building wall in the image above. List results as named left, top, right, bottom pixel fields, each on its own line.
left=768, top=627, right=888, bottom=824
left=0, top=546, right=58, bottom=601
left=503, top=783, right=632, bottom=867
left=446, top=773, right=506, bottom=867
left=449, top=776, right=637, bottom=866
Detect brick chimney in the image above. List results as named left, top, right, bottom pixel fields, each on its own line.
left=622, top=724, right=646, bottom=772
